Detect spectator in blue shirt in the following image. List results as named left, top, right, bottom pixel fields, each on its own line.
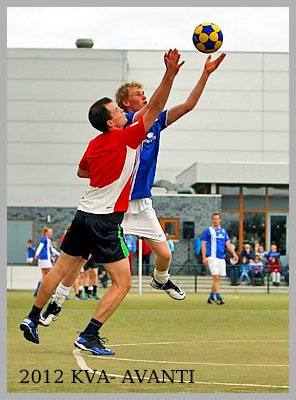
left=26, top=240, right=36, bottom=266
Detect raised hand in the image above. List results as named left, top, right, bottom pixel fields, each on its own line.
left=204, top=52, right=226, bottom=74
left=164, top=48, right=185, bottom=78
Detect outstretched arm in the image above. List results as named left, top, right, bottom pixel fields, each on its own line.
left=142, top=49, right=184, bottom=132
left=167, top=53, right=226, bottom=125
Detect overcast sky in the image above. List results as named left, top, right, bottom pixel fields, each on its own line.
left=7, top=7, right=289, bottom=52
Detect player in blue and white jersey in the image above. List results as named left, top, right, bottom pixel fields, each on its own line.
left=201, top=213, right=238, bottom=305
left=34, top=227, right=60, bottom=295
left=115, top=53, right=226, bottom=301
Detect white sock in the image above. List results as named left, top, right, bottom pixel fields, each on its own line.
left=54, top=283, right=71, bottom=306
left=154, top=268, right=170, bottom=284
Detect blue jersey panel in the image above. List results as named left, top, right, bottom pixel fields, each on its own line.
left=202, top=226, right=230, bottom=259
left=124, top=111, right=168, bottom=199
left=39, top=237, right=51, bottom=260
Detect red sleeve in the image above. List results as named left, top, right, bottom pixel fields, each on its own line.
left=79, top=148, right=89, bottom=170
left=122, top=117, right=146, bottom=149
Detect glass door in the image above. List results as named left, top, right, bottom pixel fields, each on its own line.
left=267, top=213, right=288, bottom=261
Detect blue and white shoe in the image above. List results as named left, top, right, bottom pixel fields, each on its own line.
left=74, top=334, right=115, bottom=356
left=20, top=317, right=39, bottom=344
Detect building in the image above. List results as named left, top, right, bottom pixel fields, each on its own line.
left=7, top=47, right=288, bottom=264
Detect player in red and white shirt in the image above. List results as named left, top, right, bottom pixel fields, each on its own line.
left=20, top=49, right=185, bottom=356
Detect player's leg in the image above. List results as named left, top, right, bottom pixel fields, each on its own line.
left=83, top=268, right=90, bottom=299
left=74, top=257, right=131, bottom=356
left=215, top=259, right=226, bottom=304
left=20, top=252, right=85, bottom=343
left=91, top=267, right=100, bottom=299
left=146, top=238, right=185, bottom=300
left=39, top=257, right=86, bottom=325
left=122, top=199, right=185, bottom=300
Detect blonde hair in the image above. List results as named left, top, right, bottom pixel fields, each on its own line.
left=115, top=81, right=143, bottom=112
left=42, top=226, right=49, bottom=236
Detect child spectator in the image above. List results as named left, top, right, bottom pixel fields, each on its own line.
left=249, top=255, right=264, bottom=285
left=239, top=256, right=251, bottom=285
left=268, top=256, right=282, bottom=286
left=26, top=240, right=36, bottom=266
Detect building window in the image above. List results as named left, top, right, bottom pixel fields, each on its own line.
left=221, top=212, right=239, bottom=250
left=159, top=218, right=180, bottom=240
left=218, top=184, right=289, bottom=253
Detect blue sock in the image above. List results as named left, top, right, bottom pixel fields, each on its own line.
left=216, top=293, right=221, bottom=300
left=210, top=292, right=215, bottom=299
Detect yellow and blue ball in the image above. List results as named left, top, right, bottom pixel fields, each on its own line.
left=192, top=23, right=223, bottom=54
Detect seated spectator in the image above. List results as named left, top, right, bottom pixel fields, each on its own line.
left=253, top=241, right=260, bottom=255
left=268, top=256, right=282, bottom=286
left=266, top=243, right=281, bottom=263
left=239, top=256, right=251, bottom=285
left=240, top=243, right=255, bottom=262
left=249, top=255, right=265, bottom=285
left=257, top=245, right=267, bottom=265
left=226, top=243, right=240, bottom=285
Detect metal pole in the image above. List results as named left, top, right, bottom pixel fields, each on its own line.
left=194, top=266, right=198, bottom=293
left=138, top=238, right=143, bottom=295
left=267, top=270, right=270, bottom=294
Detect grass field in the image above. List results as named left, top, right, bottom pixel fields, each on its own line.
left=8, top=291, right=289, bottom=394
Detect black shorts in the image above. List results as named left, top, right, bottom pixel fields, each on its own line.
left=61, top=210, right=129, bottom=264
left=83, top=256, right=98, bottom=271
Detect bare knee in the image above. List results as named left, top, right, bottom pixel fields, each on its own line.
left=112, top=276, right=132, bottom=294
left=156, top=250, right=172, bottom=264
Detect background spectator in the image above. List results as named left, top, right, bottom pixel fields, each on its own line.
left=257, top=245, right=267, bottom=265
left=249, top=255, right=264, bottom=285
left=227, top=243, right=240, bottom=286
left=239, top=256, right=251, bottom=285
left=137, top=239, right=153, bottom=276
left=240, top=243, right=255, bottom=262
left=165, top=232, right=175, bottom=257
left=125, top=235, right=137, bottom=274
left=26, top=239, right=36, bottom=266
left=59, top=223, right=71, bottom=246
left=193, top=233, right=206, bottom=275
left=267, top=243, right=281, bottom=263
left=268, top=256, right=282, bottom=286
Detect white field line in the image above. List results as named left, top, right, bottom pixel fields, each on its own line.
left=87, top=355, right=289, bottom=368
left=73, top=350, right=289, bottom=389
left=110, top=339, right=289, bottom=347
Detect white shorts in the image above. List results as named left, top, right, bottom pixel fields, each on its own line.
left=38, top=259, right=53, bottom=269
left=122, top=198, right=166, bottom=242
left=26, top=257, right=34, bottom=264
left=207, top=257, right=226, bottom=276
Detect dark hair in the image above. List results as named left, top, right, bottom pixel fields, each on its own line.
left=88, top=97, right=113, bottom=132
left=212, top=213, right=221, bottom=219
